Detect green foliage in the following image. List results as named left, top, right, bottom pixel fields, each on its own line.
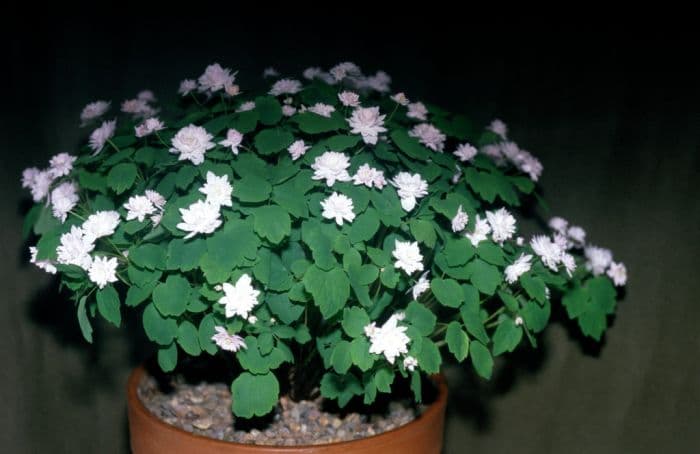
left=21, top=61, right=624, bottom=421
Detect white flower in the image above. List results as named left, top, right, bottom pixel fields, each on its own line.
left=514, top=316, right=524, bottom=326
left=488, top=119, right=508, bottom=139
left=321, top=192, right=355, bottom=226
left=505, top=254, right=533, bottom=284
left=49, top=153, right=77, bottom=178
left=225, top=84, right=241, bottom=97
left=362, top=71, right=392, bottom=93
left=200, top=172, right=233, bottom=208
left=516, top=237, right=525, bottom=246
left=269, top=78, right=302, bottom=96
left=247, top=315, right=258, bottom=324
left=409, top=123, right=446, bottom=152
left=347, top=106, right=387, bottom=145
left=29, top=246, right=57, bottom=274
left=177, top=200, right=222, bottom=239
left=88, top=256, right=119, bottom=289
left=121, top=98, right=156, bottom=118
left=237, top=101, right=256, bottom=112
left=56, top=226, right=94, bottom=270
left=219, top=128, right=244, bottom=154
left=307, top=103, right=335, bottom=118
left=553, top=233, right=571, bottom=252
left=82, top=211, right=120, bottom=241
left=50, top=181, right=79, bottom=222
left=135, top=117, right=165, bottom=138
left=454, top=143, right=478, bottom=162
left=330, top=62, right=361, bottom=81
left=22, top=167, right=40, bottom=189
left=607, top=262, right=627, bottom=286
left=303, top=67, right=323, bottom=80
left=311, top=151, right=352, bottom=186
left=338, top=91, right=360, bottom=107
left=390, top=92, right=410, bottom=105
left=411, top=271, right=430, bottom=300
left=211, top=327, right=247, bottom=352
left=407, top=102, right=428, bottom=120
left=198, top=63, right=235, bottom=93
left=393, top=240, right=424, bottom=275
left=481, top=143, right=506, bottom=166
left=486, top=208, right=517, bottom=244
left=451, top=165, right=463, bottom=184
left=548, top=217, right=568, bottom=233
left=403, top=355, right=418, bottom=372
left=584, top=246, right=613, bottom=276
left=465, top=215, right=492, bottom=247
left=352, top=164, right=386, bottom=189
left=263, top=67, right=279, bottom=78
left=567, top=226, right=586, bottom=247
left=170, top=124, right=215, bottom=165
left=145, top=190, right=166, bottom=209
left=138, top=90, right=156, bottom=102
left=124, top=195, right=155, bottom=222
left=178, top=79, right=197, bottom=96
left=89, top=119, right=116, bottom=154
left=365, top=313, right=410, bottom=364
left=561, top=253, right=577, bottom=277
left=287, top=140, right=310, bottom=161
left=390, top=172, right=428, bottom=212
left=282, top=105, right=297, bottom=117
left=451, top=205, right=469, bottom=233
left=218, top=274, right=260, bottom=319
left=531, top=235, right=563, bottom=272
left=80, top=100, right=110, bottom=126
left=27, top=170, right=53, bottom=202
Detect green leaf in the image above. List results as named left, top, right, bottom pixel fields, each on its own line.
left=342, top=307, right=370, bottom=338
left=152, top=275, right=191, bottom=317
left=476, top=242, right=506, bottom=266
left=107, top=162, right=138, bottom=195
left=320, top=372, right=362, bottom=408
left=177, top=321, right=201, bottom=356
left=166, top=238, right=207, bottom=272
left=492, top=316, right=523, bottom=356
left=175, top=165, right=199, bottom=190
left=331, top=340, right=352, bottom=374
left=520, top=273, right=547, bottom=303
left=446, top=321, right=469, bottom=361
left=129, top=244, right=166, bottom=270
left=157, top=343, right=178, bottom=372
left=443, top=238, right=475, bottom=267
left=125, top=282, right=157, bottom=307
left=202, top=220, right=260, bottom=283
left=325, top=134, right=360, bottom=150
left=521, top=299, right=550, bottom=333
left=254, top=128, right=294, bottom=155
left=390, top=129, right=430, bottom=160
left=374, top=366, right=394, bottom=393
left=405, top=301, right=436, bottom=336
left=96, top=286, right=121, bottom=327
left=588, top=276, right=617, bottom=314
left=467, top=259, right=502, bottom=295
left=253, top=249, right=293, bottom=292
left=431, top=278, right=464, bottom=308
left=379, top=264, right=399, bottom=289
left=348, top=208, right=380, bottom=244
left=303, top=265, right=350, bottom=319
left=77, top=296, right=93, bottom=344
left=498, top=290, right=519, bottom=312
left=255, top=96, right=282, bottom=125
left=127, top=265, right=162, bottom=288
left=231, top=372, right=279, bottom=418
left=369, top=189, right=403, bottom=227
left=417, top=339, right=442, bottom=374
left=460, top=302, right=489, bottom=344
left=409, top=219, right=437, bottom=248
left=253, top=205, right=291, bottom=244
left=411, top=372, right=422, bottom=403
left=198, top=314, right=217, bottom=355
left=143, top=303, right=178, bottom=346
left=237, top=337, right=288, bottom=374
left=293, top=111, right=346, bottom=134
left=266, top=293, right=304, bottom=324
left=350, top=337, right=375, bottom=372
left=470, top=341, right=493, bottom=379
left=272, top=182, right=308, bottom=218
left=235, top=175, right=272, bottom=203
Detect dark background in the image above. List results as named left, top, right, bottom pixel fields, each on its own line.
left=2, top=11, right=699, bottom=453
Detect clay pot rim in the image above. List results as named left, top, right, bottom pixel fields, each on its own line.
left=127, top=364, right=447, bottom=451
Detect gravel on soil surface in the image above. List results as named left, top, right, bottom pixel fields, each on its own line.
left=138, top=373, right=422, bottom=446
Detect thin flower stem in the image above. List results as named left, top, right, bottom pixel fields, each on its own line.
left=485, top=306, right=505, bottom=323
left=155, top=131, right=169, bottom=148
left=386, top=104, right=399, bottom=122
left=190, top=92, right=204, bottom=107
left=107, top=139, right=120, bottom=153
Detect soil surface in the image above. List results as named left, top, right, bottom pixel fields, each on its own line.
left=138, top=373, right=421, bottom=446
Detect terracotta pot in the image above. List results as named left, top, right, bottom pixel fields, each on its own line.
left=127, top=365, right=447, bottom=453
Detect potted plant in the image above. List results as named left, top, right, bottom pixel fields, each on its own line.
left=20, top=61, right=627, bottom=453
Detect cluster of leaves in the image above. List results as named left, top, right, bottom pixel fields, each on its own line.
left=23, top=72, right=620, bottom=419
